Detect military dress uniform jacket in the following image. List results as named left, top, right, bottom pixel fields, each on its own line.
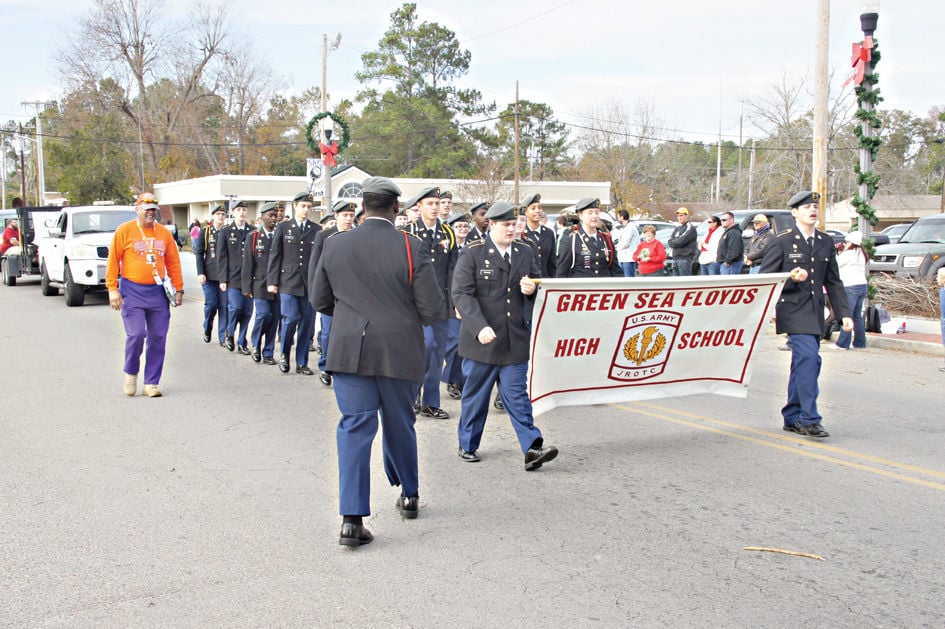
left=195, top=225, right=223, bottom=281
left=760, top=226, right=851, bottom=336
left=524, top=224, right=557, bottom=278
left=241, top=227, right=277, bottom=299
left=216, top=222, right=254, bottom=285
left=404, top=218, right=458, bottom=312
left=313, top=219, right=446, bottom=382
left=266, top=218, right=321, bottom=297
left=554, top=226, right=622, bottom=277
left=452, top=236, right=541, bottom=366
left=306, top=226, right=338, bottom=302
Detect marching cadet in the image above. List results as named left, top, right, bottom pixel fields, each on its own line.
left=403, top=186, right=459, bottom=419
left=760, top=190, right=852, bottom=439
left=242, top=202, right=280, bottom=365
left=438, top=189, right=454, bottom=221
left=217, top=199, right=255, bottom=354
left=465, top=201, right=489, bottom=245
left=195, top=204, right=228, bottom=345
left=521, top=193, right=557, bottom=278
left=451, top=201, right=558, bottom=470
left=266, top=191, right=321, bottom=375
left=307, top=199, right=358, bottom=386
left=555, top=197, right=623, bottom=278
left=313, top=177, right=445, bottom=547
left=441, top=210, right=471, bottom=399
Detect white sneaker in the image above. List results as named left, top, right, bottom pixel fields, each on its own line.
left=123, top=374, right=137, bottom=397
left=143, top=384, right=162, bottom=398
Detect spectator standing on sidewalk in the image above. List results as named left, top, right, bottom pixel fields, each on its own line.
left=717, top=211, right=744, bottom=275
left=614, top=209, right=639, bottom=277
left=830, top=231, right=869, bottom=350
left=667, top=207, right=697, bottom=276
left=699, top=216, right=723, bottom=275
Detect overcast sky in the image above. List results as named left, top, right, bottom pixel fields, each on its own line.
left=1, top=0, right=940, bottom=145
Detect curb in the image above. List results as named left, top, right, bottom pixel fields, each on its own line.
left=866, top=335, right=943, bottom=357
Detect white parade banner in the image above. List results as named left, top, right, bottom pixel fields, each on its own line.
left=528, top=274, right=789, bottom=417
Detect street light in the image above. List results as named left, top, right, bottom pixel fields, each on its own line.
left=855, top=1, right=879, bottom=238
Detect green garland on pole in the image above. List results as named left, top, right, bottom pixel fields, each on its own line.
left=305, top=111, right=350, bottom=155
left=850, top=40, right=883, bottom=230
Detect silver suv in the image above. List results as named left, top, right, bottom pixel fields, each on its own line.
left=870, top=214, right=945, bottom=278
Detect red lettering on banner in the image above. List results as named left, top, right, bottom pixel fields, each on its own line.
left=556, top=292, right=628, bottom=312
left=681, top=288, right=759, bottom=307
left=676, top=328, right=746, bottom=350
left=554, top=337, right=601, bottom=357
left=633, top=292, right=675, bottom=309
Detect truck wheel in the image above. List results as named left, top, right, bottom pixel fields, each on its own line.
left=41, top=262, right=58, bottom=296
left=64, top=264, right=85, bottom=306
left=1, top=259, right=15, bottom=286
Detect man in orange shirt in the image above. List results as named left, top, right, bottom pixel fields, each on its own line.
left=106, top=193, right=184, bottom=398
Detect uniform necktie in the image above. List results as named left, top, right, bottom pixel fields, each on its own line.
left=503, top=251, right=510, bottom=267
left=807, top=236, right=814, bottom=251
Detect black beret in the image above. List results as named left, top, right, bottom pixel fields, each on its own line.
left=319, top=212, right=335, bottom=225
left=332, top=200, right=357, bottom=214
left=485, top=201, right=517, bottom=222
left=439, top=189, right=453, bottom=199
left=574, top=197, right=600, bottom=212
left=522, top=193, right=541, bottom=208
left=403, top=186, right=441, bottom=209
left=231, top=199, right=248, bottom=209
left=259, top=202, right=278, bottom=214
left=293, top=191, right=314, bottom=203
left=362, top=177, right=401, bottom=197
left=788, top=190, right=821, bottom=208
left=446, top=210, right=470, bottom=226
left=210, top=204, right=226, bottom=215
left=468, top=202, right=489, bottom=214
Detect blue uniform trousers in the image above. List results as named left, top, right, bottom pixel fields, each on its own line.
left=201, top=280, right=228, bottom=342
left=279, top=293, right=315, bottom=367
left=333, top=372, right=421, bottom=516
left=421, top=319, right=449, bottom=407
left=317, top=313, right=332, bottom=371
left=783, top=334, right=822, bottom=427
left=458, top=359, right=543, bottom=454
left=439, top=317, right=464, bottom=387
left=225, top=287, right=253, bottom=348
left=250, top=298, right=280, bottom=358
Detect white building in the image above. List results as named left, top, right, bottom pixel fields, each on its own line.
left=154, top=166, right=611, bottom=227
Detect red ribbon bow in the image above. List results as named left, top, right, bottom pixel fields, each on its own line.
left=843, top=36, right=873, bottom=88
left=320, top=141, right=339, bottom=167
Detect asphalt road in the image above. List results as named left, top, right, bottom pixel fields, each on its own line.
left=2, top=270, right=944, bottom=626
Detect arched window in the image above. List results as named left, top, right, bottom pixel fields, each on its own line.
left=337, top=182, right=363, bottom=199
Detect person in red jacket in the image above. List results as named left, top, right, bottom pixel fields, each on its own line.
left=632, top=224, right=667, bottom=276
left=1, top=218, right=21, bottom=255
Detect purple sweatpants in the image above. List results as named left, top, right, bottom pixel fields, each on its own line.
left=119, top=278, right=170, bottom=385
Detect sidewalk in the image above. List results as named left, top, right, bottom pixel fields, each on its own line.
left=865, top=315, right=942, bottom=356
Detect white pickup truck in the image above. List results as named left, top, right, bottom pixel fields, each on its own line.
left=38, top=205, right=136, bottom=306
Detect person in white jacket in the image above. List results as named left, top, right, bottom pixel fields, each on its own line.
left=614, top=210, right=639, bottom=277
left=698, top=215, right=723, bottom=275
left=829, top=231, right=869, bottom=350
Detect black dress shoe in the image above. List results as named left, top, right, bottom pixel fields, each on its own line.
left=263, top=356, right=277, bottom=366
left=419, top=405, right=449, bottom=419
left=296, top=365, right=315, bottom=376
left=396, top=494, right=419, bottom=519
left=458, top=448, right=480, bottom=463
left=783, top=424, right=802, bottom=434
left=413, top=394, right=421, bottom=413
left=225, top=335, right=235, bottom=352
left=493, top=392, right=504, bottom=410
left=319, top=371, right=332, bottom=386
left=279, top=355, right=290, bottom=373
left=794, top=422, right=830, bottom=438
left=251, top=347, right=262, bottom=363
left=339, top=523, right=373, bottom=547
left=446, top=383, right=462, bottom=399
left=524, top=445, right=559, bottom=471
left=237, top=345, right=251, bottom=356
left=203, top=330, right=211, bottom=343
left=309, top=344, right=317, bottom=353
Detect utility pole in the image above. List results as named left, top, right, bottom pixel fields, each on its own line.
left=748, top=141, right=756, bottom=209
left=737, top=105, right=743, bottom=207
left=22, top=101, right=51, bottom=205
left=715, top=84, right=722, bottom=204
left=17, top=126, right=28, bottom=204
left=1, top=134, right=6, bottom=208
left=812, top=0, right=830, bottom=230
left=513, top=81, right=520, bottom=204
left=321, top=33, right=341, bottom=209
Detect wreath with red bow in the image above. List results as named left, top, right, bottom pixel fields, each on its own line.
left=305, top=112, right=351, bottom=168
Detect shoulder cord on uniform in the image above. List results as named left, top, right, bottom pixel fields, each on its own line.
left=204, top=226, right=212, bottom=252
left=570, top=230, right=579, bottom=271
left=441, top=222, right=456, bottom=249
left=403, top=231, right=414, bottom=285
left=601, top=231, right=614, bottom=265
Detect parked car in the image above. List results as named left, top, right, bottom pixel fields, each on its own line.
left=870, top=214, right=945, bottom=279
left=879, top=222, right=913, bottom=245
